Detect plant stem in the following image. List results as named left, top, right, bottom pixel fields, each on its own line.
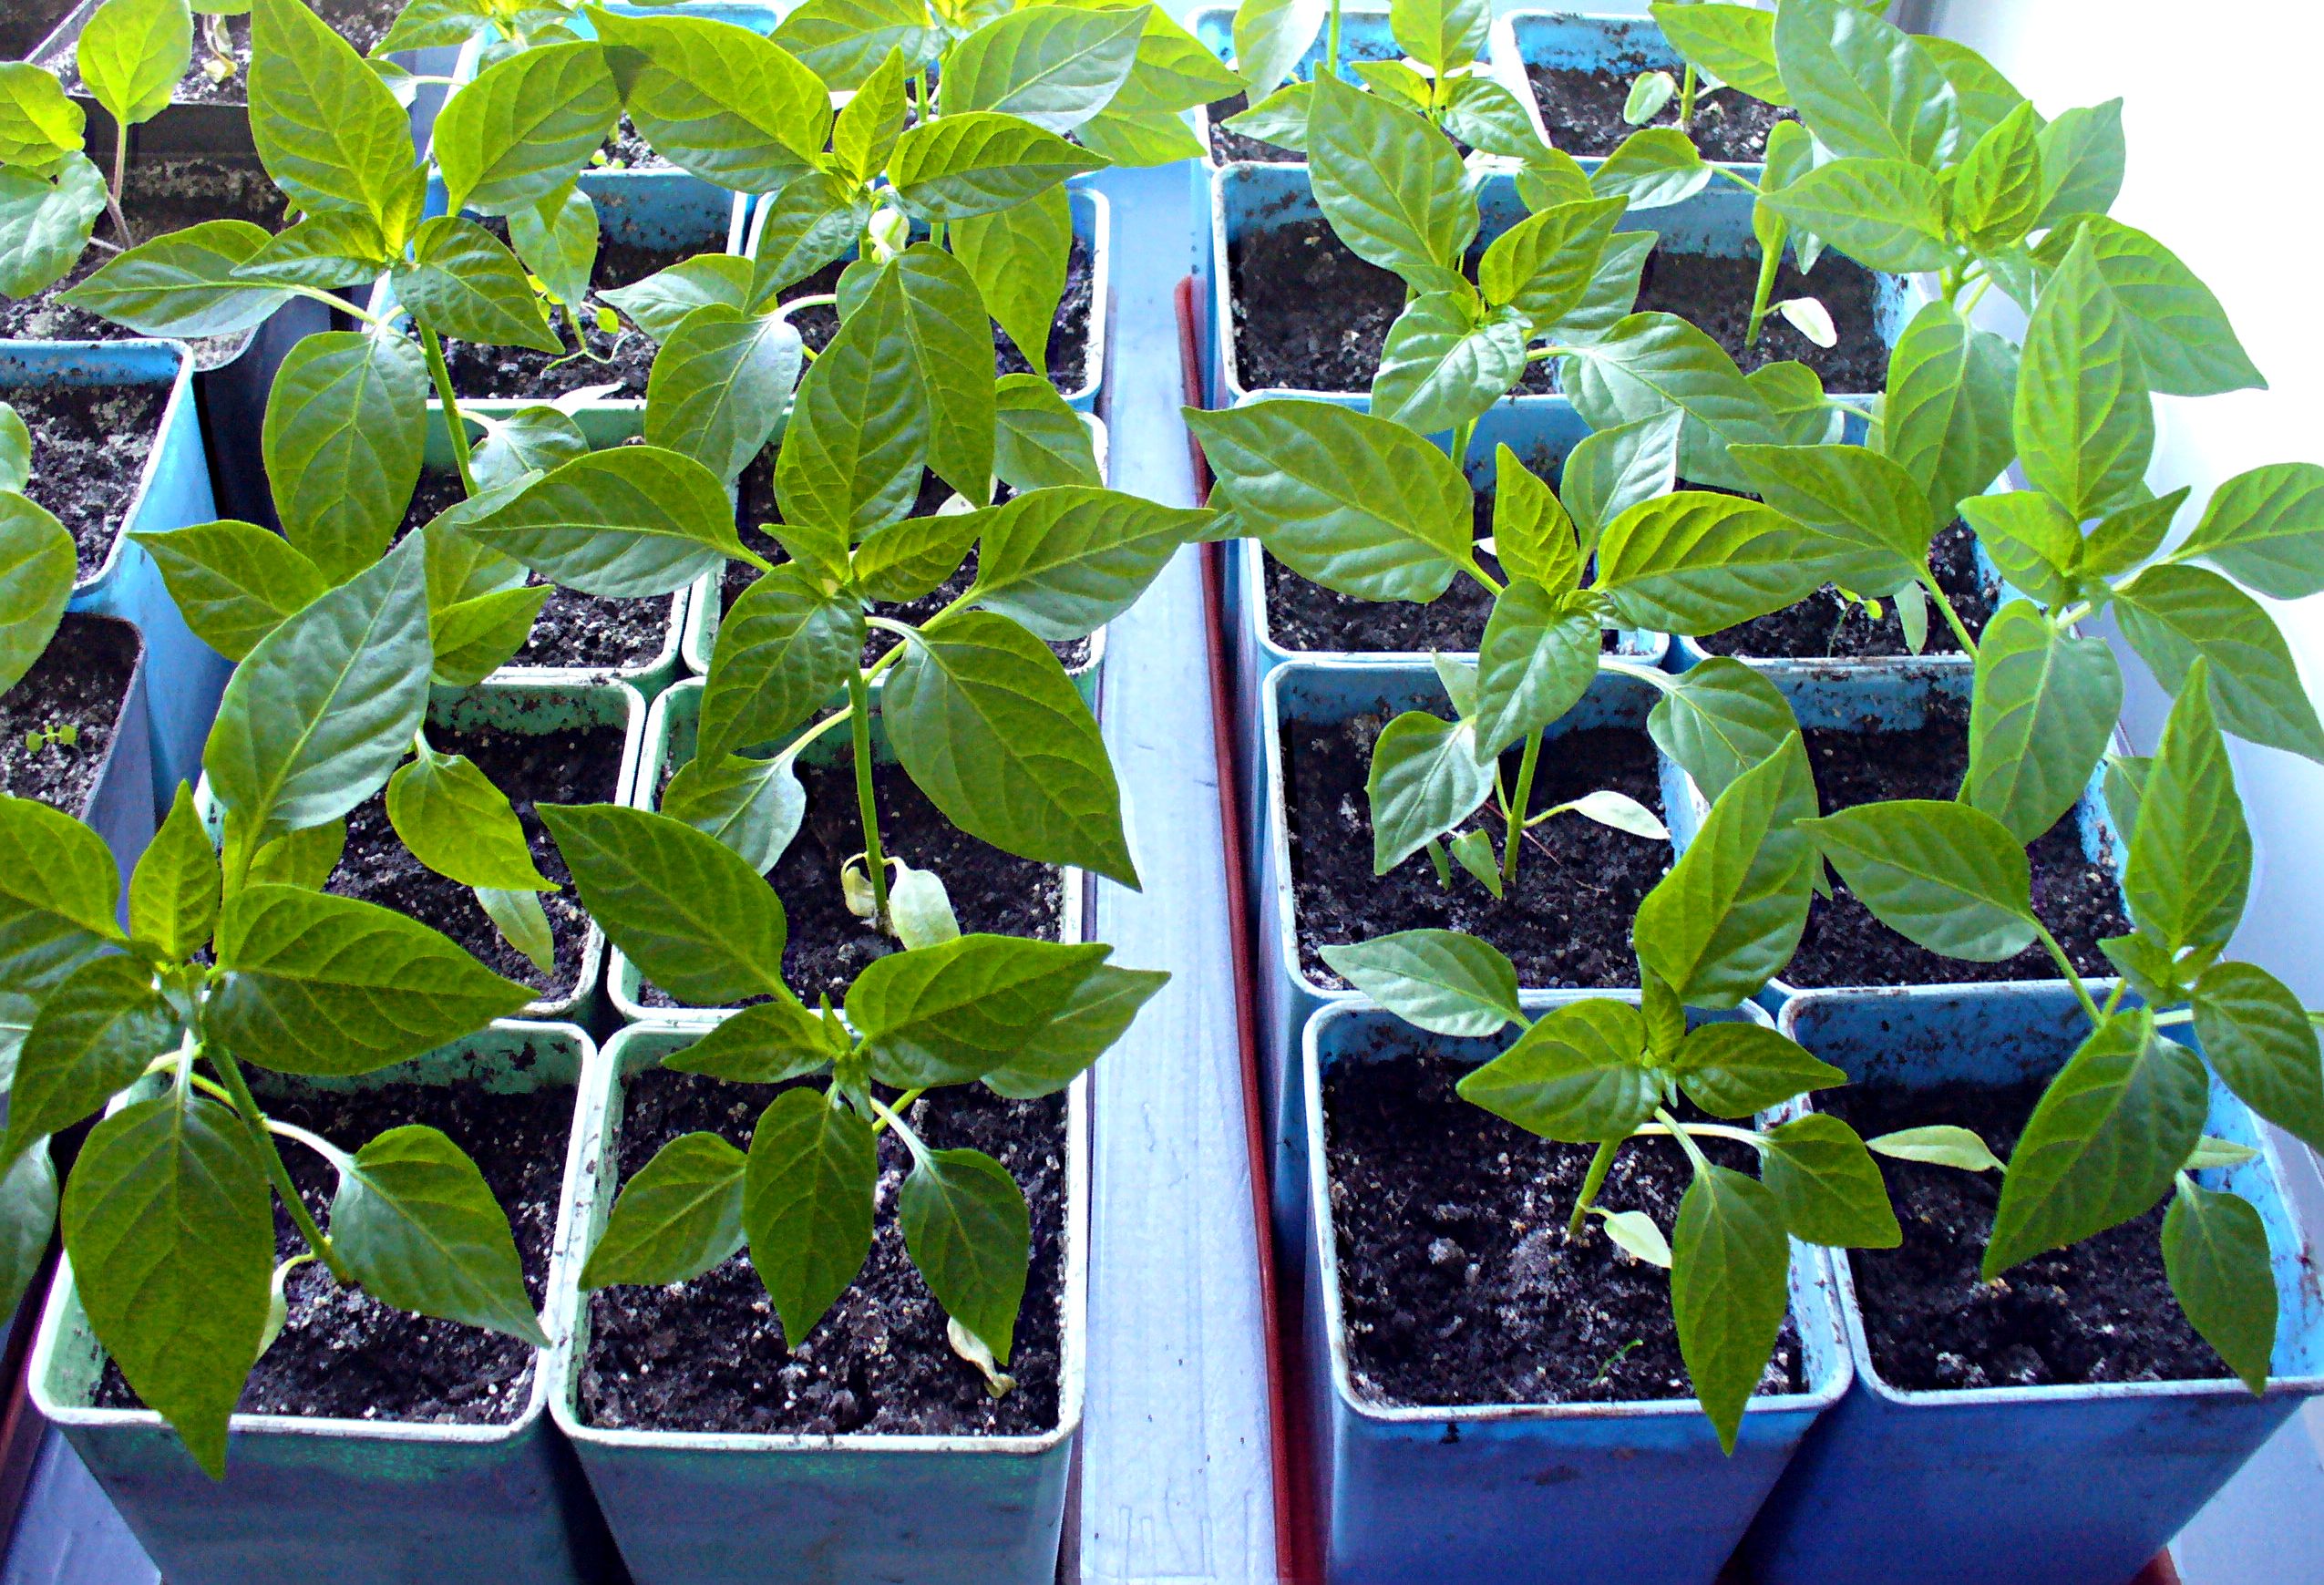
left=106, top=120, right=134, bottom=249
left=1711, top=165, right=1762, bottom=196
left=775, top=293, right=838, bottom=324
left=2154, top=1007, right=2195, bottom=1027
left=1635, top=1121, right=1766, bottom=1149
left=418, top=324, right=478, bottom=498
left=1919, top=568, right=1979, bottom=657
left=1566, top=1137, right=1620, bottom=1238
left=208, top=1045, right=354, bottom=1285
left=868, top=1093, right=930, bottom=1163
left=1325, top=0, right=1342, bottom=79
left=2031, top=921, right=2103, bottom=1024
left=1656, top=1106, right=1714, bottom=1175
left=1598, top=657, right=1676, bottom=693
left=1744, top=235, right=1783, bottom=349
left=847, top=667, right=890, bottom=929
left=1502, top=729, right=1542, bottom=887
left=1447, top=418, right=1475, bottom=471
left=1678, top=64, right=1697, bottom=131
left=870, top=1088, right=926, bottom=1137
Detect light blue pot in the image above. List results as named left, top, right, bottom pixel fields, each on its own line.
left=1746, top=984, right=2324, bottom=1585
left=1301, top=996, right=1850, bottom=1583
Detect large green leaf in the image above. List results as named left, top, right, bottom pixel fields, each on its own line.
left=590, top=9, right=828, bottom=191
left=744, top=1087, right=875, bottom=1348
left=1595, top=490, right=1828, bottom=635
left=1455, top=999, right=1652, bottom=1142
left=1729, top=441, right=1933, bottom=597
left=1486, top=447, right=1578, bottom=591
left=1760, top=1112, right=1900, bottom=1248
left=1476, top=196, right=1626, bottom=330
left=944, top=4, right=1145, bottom=132
left=1390, top=0, right=1487, bottom=73
left=1366, top=708, right=1496, bottom=874
left=890, top=246, right=996, bottom=504
left=1772, top=0, right=1956, bottom=166
left=889, top=112, right=1104, bottom=221
left=2194, top=961, right=2324, bottom=1155
left=58, top=221, right=290, bottom=339
left=1653, top=2, right=1786, bottom=104
left=1232, top=0, right=1324, bottom=98
left=850, top=511, right=982, bottom=603
left=952, top=185, right=1070, bottom=379
left=129, top=785, right=219, bottom=964
left=1559, top=410, right=1681, bottom=550
left=1318, top=930, right=1520, bottom=1039
left=0, top=64, right=85, bottom=166
left=1966, top=600, right=2121, bottom=847
left=1950, top=99, right=2044, bottom=250
left=1559, top=313, right=1780, bottom=468
left=236, top=211, right=391, bottom=290
left=435, top=40, right=619, bottom=216
left=1671, top=1163, right=1793, bottom=1455
left=385, top=743, right=550, bottom=891
left=394, top=217, right=557, bottom=353
left=2123, top=661, right=2248, bottom=953
left=1304, top=67, right=1473, bottom=292
left=0, top=795, right=124, bottom=1002
left=129, top=519, right=326, bottom=664
left=663, top=750, right=806, bottom=876
left=885, top=613, right=1137, bottom=886
left=965, top=487, right=1213, bottom=641
left=2066, top=216, right=2260, bottom=398
left=644, top=306, right=802, bottom=485
left=2016, top=233, right=2153, bottom=522
left=2113, top=564, right=2324, bottom=765
left=1470, top=581, right=1599, bottom=760
left=981, top=962, right=1168, bottom=1099
left=203, top=536, right=432, bottom=847
left=1633, top=736, right=1816, bottom=1007
left=3, top=954, right=178, bottom=1162
left=262, top=331, right=427, bottom=583
left=1590, top=129, right=1713, bottom=211
left=79, top=0, right=190, bottom=131
left=1671, top=1022, right=1845, bottom=1119
left=1805, top=799, right=2040, bottom=962
left=698, top=567, right=864, bottom=759
left=250, top=0, right=423, bottom=246
left=2162, top=1177, right=2276, bottom=1395
left=900, top=1146, right=1030, bottom=1362
left=1646, top=657, right=1798, bottom=807
left=331, top=1124, right=547, bottom=1343
left=604, top=255, right=754, bottom=344
left=769, top=0, right=942, bottom=90
left=1881, top=299, right=2018, bottom=530
left=746, top=172, right=870, bottom=304
left=663, top=992, right=844, bottom=1085
left=848, top=932, right=1109, bottom=1087
left=2176, top=463, right=2324, bottom=600
left=62, top=1090, right=271, bottom=1477
left=0, top=493, right=74, bottom=696
left=1756, top=157, right=1949, bottom=273
left=2033, top=99, right=2125, bottom=227
left=0, top=157, right=107, bottom=301
left=580, top=1131, right=747, bottom=1288
left=1370, top=293, right=1528, bottom=435
left=775, top=262, right=928, bottom=544
left=456, top=444, right=744, bottom=597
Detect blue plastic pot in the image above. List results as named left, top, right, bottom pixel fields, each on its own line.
left=1257, top=658, right=1686, bottom=1238
left=2, top=340, right=227, bottom=805
left=28, top=1022, right=618, bottom=1585
left=43, top=614, right=157, bottom=906
left=1300, top=996, right=1850, bottom=1584
left=550, top=1020, right=1090, bottom=1585
left=1746, top=984, right=2324, bottom=1585
left=1505, top=10, right=1777, bottom=178
left=1659, top=660, right=2129, bottom=1011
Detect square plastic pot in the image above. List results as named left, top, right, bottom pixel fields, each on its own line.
left=549, top=1020, right=1089, bottom=1585
left=49, top=614, right=158, bottom=907
left=1504, top=10, right=1779, bottom=180
left=606, top=678, right=1091, bottom=1023
left=1745, top=984, right=2324, bottom=1585
left=1257, top=657, right=1689, bottom=1239
left=1300, top=996, right=1850, bottom=1584
left=3, top=340, right=228, bottom=803
left=1660, top=659, right=2128, bottom=1010
left=1669, top=534, right=2009, bottom=673
left=28, top=1021, right=618, bottom=1585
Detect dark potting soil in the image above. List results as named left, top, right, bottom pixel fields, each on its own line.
left=642, top=749, right=1063, bottom=1009
left=94, top=1072, right=571, bottom=1424
left=581, top=1066, right=1067, bottom=1436
left=774, top=234, right=1095, bottom=394
left=1, top=0, right=76, bottom=61
left=1636, top=248, right=1889, bottom=389
left=1786, top=695, right=2130, bottom=988
left=1825, top=1078, right=2226, bottom=1390
left=1697, top=523, right=1997, bottom=659
left=433, top=227, right=713, bottom=401
left=47, top=0, right=404, bottom=107
left=1525, top=64, right=1798, bottom=161
left=1207, top=92, right=1302, bottom=164
left=597, top=114, right=672, bottom=171
left=401, top=470, right=673, bottom=670
left=5, top=383, right=165, bottom=577
left=0, top=614, right=135, bottom=815
left=1285, top=718, right=1667, bottom=989
left=328, top=719, right=623, bottom=1001
left=1229, top=216, right=1404, bottom=392
left=1326, top=1052, right=1805, bottom=1407
left=0, top=158, right=290, bottom=364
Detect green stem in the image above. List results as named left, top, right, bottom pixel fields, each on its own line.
left=2154, top=1007, right=2195, bottom=1027
left=847, top=667, right=890, bottom=929
left=870, top=1088, right=926, bottom=1137
left=1655, top=1106, right=1714, bottom=1175
left=1325, top=0, right=1342, bottom=79
left=1744, top=233, right=1784, bottom=350
left=209, top=1045, right=354, bottom=1285
left=775, top=293, right=838, bottom=324
left=1920, top=568, right=1979, bottom=657
left=1566, top=1137, right=1620, bottom=1238
left=1636, top=1120, right=1767, bottom=1149
left=868, top=1093, right=929, bottom=1162
left=1678, top=63, right=1697, bottom=131
left=1598, top=657, right=1677, bottom=693
left=106, top=119, right=134, bottom=249
left=1711, top=165, right=1762, bottom=196
left=418, top=324, right=478, bottom=498
left=2031, top=921, right=2103, bottom=1024
left=1503, top=729, right=1542, bottom=888
left=1447, top=418, right=1476, bottom=470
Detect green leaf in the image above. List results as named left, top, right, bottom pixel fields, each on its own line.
left=1881, top=299, right=2018, bottom=531
left=746, top=172, right=870, bottom=304
left=1647, top=657, right=1798, bottom=807
left=886, top=613, right=1137, bottom=886
left=233, top=211, right=389, bottom=289
left=1762, top=1113, right=1900, bottom=1248
left=262, top=331, right=427, bottom=583
left=1634, top=736, right=1816, bottom=1007
left=246, top=819, right=344, bottom=891
left=130, top=784, right=219, bottom=963
left=744, top=1087, right=875, bottom=1349
left=1591, top=128, right=1712, bottom=210
left=0, top=64, right=85, bottom=166
left=663, top=750, right=806, bottom=877
left=1866, top=1124, right=2003, bottom=1172
left=889, top=245, right=997, bottom=504
left=2162, top=1177, right=2276, bottom=1395
left=59, top=221, right=290, bottom=339
left=1918, top=34, right=2025, bottom=147
left=889, top=111, right=1104, bottom=222
left=0, top=493, right=74, bottom=696
left=1436, top=74, right=1541, bottom=161
left=250, top=0, right=423, bottom=247
left=1455, top=999, right=1652, bottom=1142
left=1958, top=491, right=2080, bottom=607
left=995, top=376, right=1102, bottom=491
left=663, top=992, right=845, bottom=1085
left=965, top=487, right=1213, bottom=641
left=208, top=885, right=530, bottom=1076
left=386, top=743, right=550, bottom=892
left=847, top=933, right=1108, bottom=1087
left=3, top=955, right=179, bottom=1163
left=2125, top=664, right=2247, bottom=953
left=0, top=795, right=123, bottom=1001
left=1185, top=401, right=1469, bottom=602
left=1951, top=99, right=2043, bottom=250
left=1369, top=293, right=1527, bottom=435
left=833, top=47, right=907, bottom=183
left=1652, top=2, right=1785, bottom=104
left=602, top=255, right=754, bottom=344
left=469, top=407, right=589, bottom=497
left=457, top=444, right=743, bottom=598
left=775, top=264, right=928, bottom=542
left=849, top=511, right=982, bottom=604
left=1803, top=799, right=2038, bottom=962
left=62, top=1091, right=270, bottom=1478
left=1486, top=447, right=1577, bottom=590
left=1671, top=1163, right=1792, bottom=1455
left=1319, top=930, right=1520, bottom=1039
left=1672, top=1022, right=1846, bottom=1119
left=1966, top=600, right=2122, bottom=846
left=1757, top=158, right=1949, bottom=273
left=0, top=404, right=25, bottom=495
left=1477, top=196, right=1627, bottom=332
left=2016, top=232, right=2154, bottom=522
left=1221, top=81, right=1307, bottom=152
left=900, top=1146, right=1030, bottom=1363
left=0, top=157, right=108, bottom=301
left=645, top=306, right=802, bottom=485
left=1986, top=1011, right=2207, bottom=1277
left=699, top=567, right=864, bottom=760
left=589, top=9, right=828, bottom=191
left=1232, top=0, right=1323, bottom=98
left=79, top=0, right=191, bottom=130
left=1389, top=0, right=1486, bottom=73
left=1729, top=441, right=1934, bottom=597
left=953, top=184, right=1070, bottom=379
left=2034, top=99, right=2125, bottom=229
left=770, top=0, right=942, bottom=91
left=203, top=536, right=432, bottom=847
left=506, top=183, right=595, bottom=314
left=435, top=40, right=619, bottom=216
left=540, top=803, right=787, bottom=1007
left=1471, top=582, right=1599, bottom=760
left=0, top=1146, right=56, bottom=1327
left=1772, top=0, right=1956, bottom=167
left=981, top=962, right=1167, bottom=1099
left=945, top=4, right=1145, bottom=133
left=1559, top=314, right=1780, bottom=470
left=393, top=216, right=560, bottom=353
left=1367, top=709, right=1495, bottom=875
left=332, top=1124, right=547, bottom=1343
left=1594, top=490, right=1828, bottom=635
left=2194, top=961, right=2324, bottom=1155
left=1304, top=67, right=1472, bottom=292
left=1560, top=410, right=1681, bottom=551
left=2114, top=564, right=2324, bottom=765
left=1535, top=228, right=1653, bottom=351
left=2176, top=463, right=2324, bottom=599
left=580, top=1130, right=746, bottom=1287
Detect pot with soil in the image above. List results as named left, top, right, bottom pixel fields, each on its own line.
left=1744, top=985, right=2324, bottom=1585
left=1, top=341, right=225, bottom=799
left=610, top=679, right=1085, bottom=1021
left=1673, top=520, right=2000, bottom=669
left=1299, top=996, right=1849, bottom=1583
left=1662, top=663, right=2130, bottom=1009
left=0, top=612, right=151, bottom=902
left=28, top=1022, right=619, bottom=1585
left=1509, top=11, right=1797, bottom=169
left=550, top=1017, right=1088, bottom=1585
left=1257, top=659, right=1684, bottom=1234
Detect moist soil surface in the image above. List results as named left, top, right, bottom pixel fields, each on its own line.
left=1526, top=64, right=1798, bottom=161
left=1230, top=217, right=1404, bottom=392
left=643, top=749, right=1064, bottom=1009
left=1327, top=1051, right=1805, bottom=1406
left=328, top=717, right=624, bottom=1001
left=2, top=0, right=77, bottom=60
left=48, top=0, right=403, bottom=106
left=581, top=1066, right=1067, bottom=1436
left=775, top=234, right=1095, bottom=394
left=1698, top=523, right=1997, bottom=659
left=1825, top=1078, right=2226, bottom=1390
left=1787, top=695, right=2130, bottom=988
left=433, top=224, right=716, bottom=401
left=95, top=1070, right=572, bottom=1424
left=1635, top=248, right=1888, bottom=388
left=0, top=158, right=289, bottom=363
left=5, top=384, right=165, bottom=577
left=1286, top=717, right=1667, bottom=988
left=0, top=614, right=136, bottom=815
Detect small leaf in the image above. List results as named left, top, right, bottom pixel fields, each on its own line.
left=1966, top=600, right=2122, bottom=847
left=1634, top=736, right=1817, bottom=1007
left=79, top=0, right=191, bottom=130
left=4, top=954, right=180, bottom=1162
left=2175, top=463, right=2324, bottom=600
left=130, top=784, right=220, bottom=962
left=262, top=332, right=428, bottom=583
left=386, top=743, right=551, bottom=892
left=2124, top=662, right=2249, bottom=953
left=664, top=993, right=846, bottom=1086
left=1671, top=1163, right=1792, bottom=1456
left=847, top=933, right=1110, bottom=1088
left=1455, top=1000, right=1653, bottom=1143
left=580, top=1131, right=747, bottom=1288
left=1598, top=1208, right=1671, bottom=1268
left=1866, top=1125, right=2003, bottom=1173
left=1647, top=657, right=1799, bottom=806
left=1591, top=128, right=1712, bottom=210
left=900, top=1146, right=1030, bottom=1364
left=1368, top=709, right=1496, bottom=876
left=0, top=494, right=76, bottom=696
left=392, top=217, right=559, bottom=352
left=130, top=519, right=327, bottom=663
left=699, top=567, right=864, bottom=760
left=2162, top=1177, right=2276, bottom=1395
left=1471, top=582, right=1599, bottom=761
left=587, top=10, right=828, bottom=192
left=457, top=445, right=744, bottom=598
left=1562, top=790, right=1669, bottom=842
left=1761, top=1113, right=1901, bottom=1248
left=1672, top=1022, right=1846, bottom=1119
left=744, top=1087, right=875, bottom=1348
left=2113, top=565, right=2324, bottom=765
left=435, top=39, right=619, bottom=215
left=1319, top=930, right=1521, bottom=1039
left=2016, top=233, right=2154, bottom=522
left=1305, top=67, right=1472, bottom=293
left=646, top=306, right=803, bottom=486
left=663, top=752, right=805, bottom=876
left=59, top=221, right=291, bottom=339
left=0, top=1145, right=56, bottom=1324
left=889, top=112, right=1103, bottom=222
left=2193, top=961, right=2324, bottom=1154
